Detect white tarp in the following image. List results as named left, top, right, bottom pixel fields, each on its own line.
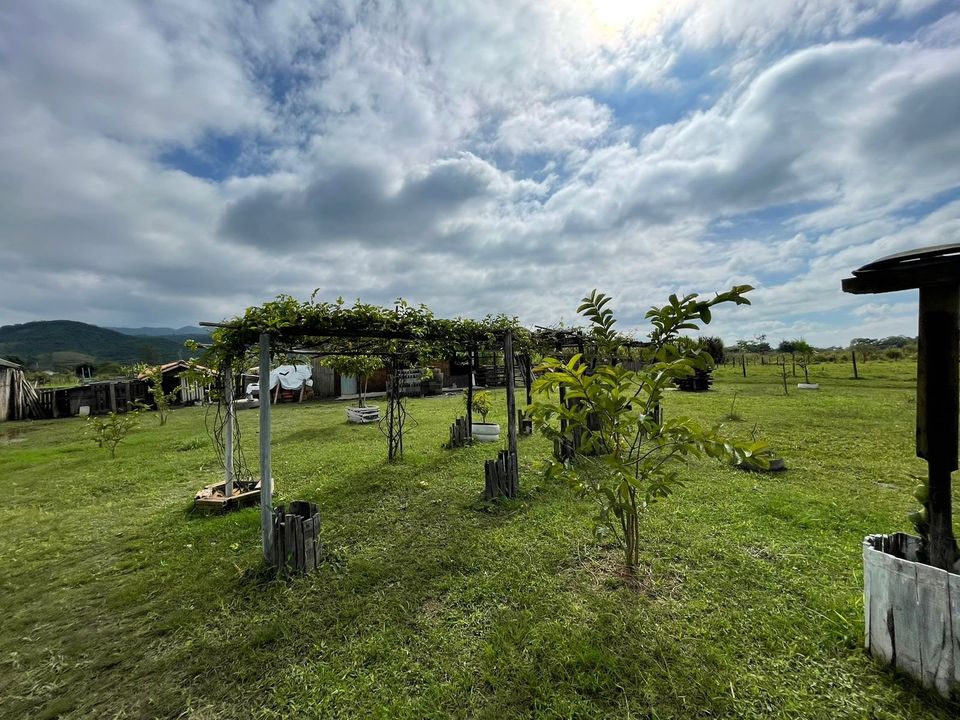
left=246, top=364, right=313, bottom=396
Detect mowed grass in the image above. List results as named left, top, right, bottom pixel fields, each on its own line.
left=1, top=360, right=959, bottom=719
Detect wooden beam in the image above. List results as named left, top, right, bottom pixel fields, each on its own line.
left=259, top=333, right=274, bottom=563
left=224, top=364, right=234, bottom=499
left=505, top=331, right=518, bottom=458
left=466, top=350, right=473, bottom=438
left=916, top=285, right=959, bottom=570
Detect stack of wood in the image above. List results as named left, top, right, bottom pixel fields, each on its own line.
left=271, top=501, right=322, bottom=573
left=484, top=449, right=518, bottom=500
left=8, top=368, right=47, bottom=420
left=447, top=416, right=470, bottom=448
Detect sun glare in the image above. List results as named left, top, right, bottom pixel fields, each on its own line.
left=580, top=0, right=672, bottom=39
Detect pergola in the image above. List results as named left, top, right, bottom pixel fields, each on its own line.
left=199, top=296, right=530, bottom=564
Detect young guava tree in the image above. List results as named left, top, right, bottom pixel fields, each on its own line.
left=467, top=389, right=494, bottom=423
left=136, top=363, right=179, bottom=425
left=85, top=408, right=141, bottom=459
left=322, top=355, right=384, bottom=407
left=791, top=339, right=814, bottom=383
left=528, top=288, right=769, bottom=571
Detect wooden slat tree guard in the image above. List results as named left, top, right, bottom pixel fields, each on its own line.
left=448, top=416, right=470, bottom=448
left=484, top=449, right=518, bottom=500
left=843, top=244, right=960, bottom=697
left=271, top=501, right=321, bottom=573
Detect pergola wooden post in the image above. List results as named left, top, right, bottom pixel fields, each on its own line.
left=223, top=363, right=234, bottom=498
left=505, top=330, right=518, bottom=459
left=258, top=332, right=274, bottom=563
left=483, top=331, right=520, bottom=500
left=465, top=347, right=474, bottom=439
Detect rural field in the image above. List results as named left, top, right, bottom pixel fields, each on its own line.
left=2, top=359, right=959, bottom=719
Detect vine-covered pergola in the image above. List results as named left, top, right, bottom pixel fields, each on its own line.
left=199, top=295, right=531, bottom=564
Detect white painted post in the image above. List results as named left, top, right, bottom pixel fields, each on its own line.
left=223, top=363, right=234, bottom=498
left=259, top=333, right=273, bottom=563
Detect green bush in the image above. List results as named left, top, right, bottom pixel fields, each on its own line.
left=467, top=390, right=493, bottom=423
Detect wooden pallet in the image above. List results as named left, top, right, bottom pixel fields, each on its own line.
left=194, top=479, right=261, bottom=511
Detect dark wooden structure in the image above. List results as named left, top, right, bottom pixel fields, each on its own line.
left=35, top=379, right=149, bottom=418
left=674, top=368, right=713, bottom=392
left=843, top=243, right=960, bottom=571
left=484, top=449, right=519, bottom=500
left=448, top=416, right=470, bottom=448
left=271, top=501, right=321, bottom=573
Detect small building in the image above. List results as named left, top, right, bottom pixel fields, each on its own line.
left=139, top=360, right=212, bottom=405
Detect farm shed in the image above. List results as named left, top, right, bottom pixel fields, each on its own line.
left=139, top=360, right=211, bottom=405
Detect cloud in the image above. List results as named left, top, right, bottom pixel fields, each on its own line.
left=0, top=0, right=958, bottom=350
left=220, top=153, right=514, bottom=251
left=0, top=1, right=267, bottom=144
left=495, top=97, right=613, bottom=157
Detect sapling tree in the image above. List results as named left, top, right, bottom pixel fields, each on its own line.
left=529, top=288, right=769, bottom=571
left=321, top=355, right=384, bottom=407
left=467, top=389, right=493, bottom=423
left=791, top=339, right=814, bottom=383
left=85, top=408, right=141, bottom=458
left=136, top=364, right=179, bottom=425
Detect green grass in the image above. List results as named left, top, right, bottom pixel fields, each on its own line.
left=1, top=361, right=958, bottom=719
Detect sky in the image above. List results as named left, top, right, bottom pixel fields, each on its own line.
left=1, top=0, right=959, bottom=347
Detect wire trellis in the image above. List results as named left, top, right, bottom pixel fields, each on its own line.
left=204, top=365, right=254, bottom=482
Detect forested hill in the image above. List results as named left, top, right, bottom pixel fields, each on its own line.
left=108, top=325, right=210, bottom=343
left=0, top=320, right=188, bottom=369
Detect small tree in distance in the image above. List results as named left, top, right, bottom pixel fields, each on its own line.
left=86, top=408, right=141, bottom=458
left=698, top=336, right=725, bottom=364
left=321, top=355, right=384, bottom=407
left=790, top=339, right=814, bottom=383
left=136, top=364, right=178, bottom=425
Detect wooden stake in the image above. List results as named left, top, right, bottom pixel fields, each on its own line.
left=224, top=364, right=234, bottom=499
left=466, top=348, right=474, bottom=439
left=259, top=333, right=274, bottom=563
left=505, top=331, right=518, bottom=461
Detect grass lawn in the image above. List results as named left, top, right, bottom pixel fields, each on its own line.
left=2, top=359, right=959, bottom=719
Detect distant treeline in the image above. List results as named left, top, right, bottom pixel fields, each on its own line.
left=709, top=334, right=920, bottom=364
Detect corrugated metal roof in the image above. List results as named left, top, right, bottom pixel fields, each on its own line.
left=0, top=357, right=23, bottom=369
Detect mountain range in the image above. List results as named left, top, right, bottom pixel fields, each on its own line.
left=0, top=320, right=206, bottom=370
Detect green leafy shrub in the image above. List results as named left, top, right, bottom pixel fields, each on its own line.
left=468, top=390, right=493, bottom=423
left=321, top=355, right=384, bottom=408
left=136, top=364, right=179, bottom=425
left=529, top=288, right=768, bottom=571
left=85, top=410, right=141, bottom=459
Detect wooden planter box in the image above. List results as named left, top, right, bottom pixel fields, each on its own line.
left=194, top=479, right=261, bottom=511
left=863, top=533, right=960, bottom=696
